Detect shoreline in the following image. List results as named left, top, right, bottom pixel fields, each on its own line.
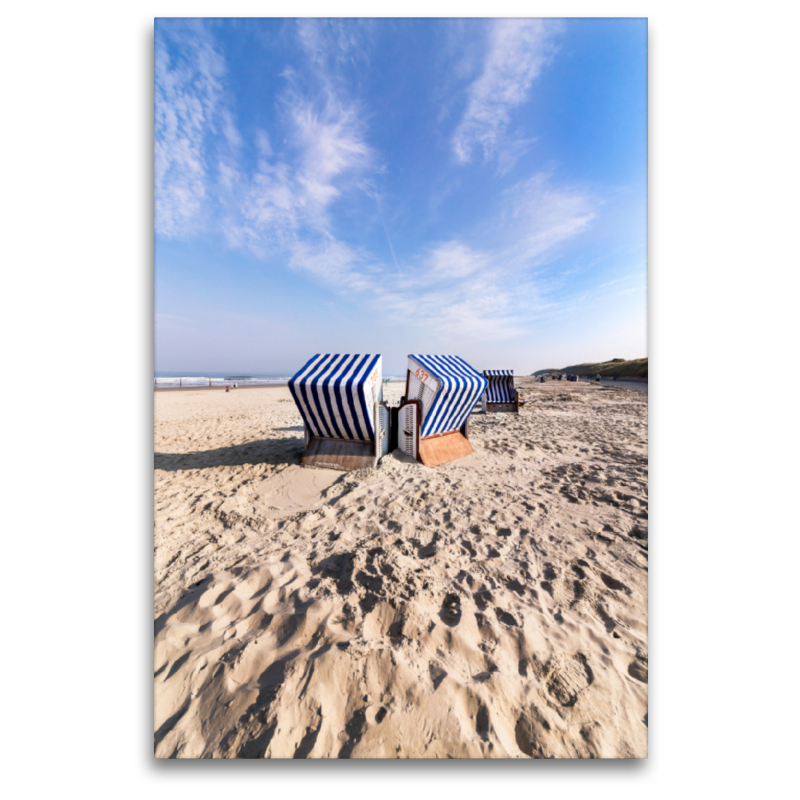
left=154, top=383, right=288, bottom=392
left=154, top=380, right=407, bottom=392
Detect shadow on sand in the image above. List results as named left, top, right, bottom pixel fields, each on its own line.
left=154, top=437, right=304, bottom=472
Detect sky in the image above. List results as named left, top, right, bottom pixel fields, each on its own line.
left=154, top=18, right=647, bottom=377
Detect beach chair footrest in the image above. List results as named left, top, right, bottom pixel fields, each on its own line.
left=301, top=437, right=377, bottom=471
left=486, top=401, right=519, bottom=414
left=418, top=432, right=474, bottom=467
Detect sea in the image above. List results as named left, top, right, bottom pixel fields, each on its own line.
left=154, top=372, right=406, bottom=388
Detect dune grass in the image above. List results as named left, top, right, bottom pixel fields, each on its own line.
left=533, top=358, right=648, bottom=379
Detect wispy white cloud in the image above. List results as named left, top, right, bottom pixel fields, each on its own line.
left=155, top=21, right=233, bottom=237
left=215, top=20, right=385, bottom=293
left=234, top=93, right=375, bottom=275
left=451, top=19, right=560, bottom=168
left=240, top=162, right=298, bottom=242
left=423, top=241, right=488, bottom=282
left=598, top=274, right=637, bottom=289
left=290, top=100, right=372, bottom=228
left=274, top=169, right=597, bottom=344
left=369, top=173, right=599, bottom=341
left=296, top=18, right=376, bottom=76
left=255, top=130, right=272, bottom=157
left=495, top=134, right=538, bottom=177
left=155, top=21, right=598, bottom=347
left=288, top=238, right=377, bottom=291
left=501, top=172, right=597, bottom=267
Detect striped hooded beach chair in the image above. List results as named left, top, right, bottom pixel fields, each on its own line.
left=398, top=355, right=488, bottom=467
left=288, top=354, right=390, bottom=471
left=482, top=370, right=519, bottom=413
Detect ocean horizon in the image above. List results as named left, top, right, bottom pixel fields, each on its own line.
left=154, top=372, right=406, bottom=387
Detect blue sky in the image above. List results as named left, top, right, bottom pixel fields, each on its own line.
left=155, top=18, right=647, bottom=376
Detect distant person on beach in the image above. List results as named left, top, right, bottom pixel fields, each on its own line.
left=226, top=385, right=230, bottom=392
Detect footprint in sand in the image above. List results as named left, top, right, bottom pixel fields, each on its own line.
left=439, top=593, right=462, bottom=627
left=546, top=654, right=593, bottom=707
left=600, top=572, right=631, bottom=594
left=337, top=708, right=367, bottom=758
left=165, top=652, right=191, bottom=680
left=475, top=703, right=491, bottom=741
left=628, top=658, right=648, bottom=683
left=571, top=565, right=586, bottom=580
left=494, top=608, right=519, bottom=627
left=473, top=589, right=493, bottom=610
left=429, top=661, right=448, bottom=690
left=292, top=709, right=323, bottom=759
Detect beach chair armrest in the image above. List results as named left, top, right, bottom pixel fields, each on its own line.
left=397, top=399, right=421, bottom=461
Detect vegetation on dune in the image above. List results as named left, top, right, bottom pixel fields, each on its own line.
left=532, top=358, right=648, bottom=379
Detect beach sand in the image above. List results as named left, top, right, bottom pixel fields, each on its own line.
left=154, top=378, right=648, bottom=758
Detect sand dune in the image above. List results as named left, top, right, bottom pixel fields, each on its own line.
left=154, top=379, right=648, bottom=758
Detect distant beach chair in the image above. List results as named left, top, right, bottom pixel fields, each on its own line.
left=482, top=370, right=520, bottom=413
left=289, top=354, right=390, bottom=471
left=398, top=355, right=487, bottom=467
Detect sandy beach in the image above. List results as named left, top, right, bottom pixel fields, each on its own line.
left=154, top=378, right=648, bottom=758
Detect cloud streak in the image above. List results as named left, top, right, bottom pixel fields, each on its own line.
left=156, top=21, right=602, bottom=345
left=451, top=19, right=560, bottom=169
left=369, top=172, right=599, bottom=341
left=233, top=92, right=376, bottom=289
left=155, top=21, right=232, bottom=237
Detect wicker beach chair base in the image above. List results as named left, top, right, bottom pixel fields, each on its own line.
left=418, top=431, right=474, bottom=467
left=298, top=400, right=390, bottom=472
left=301, top=436, right=378, bottom=471
left=483, top=370, right=519, bottom=414
left=485, top=400, right=519, bottom=414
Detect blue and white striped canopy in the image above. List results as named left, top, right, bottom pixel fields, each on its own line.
left=409, top=355, right=487, bottom=438
left=289, top=354, right=382, bottom=442
left=484, top=370, right=515, bottom=403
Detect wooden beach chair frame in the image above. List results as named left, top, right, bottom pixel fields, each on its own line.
left=482, top=370, right=520, bottom=414
left=301, top=399, right=390, bottom=471
left=397, top=356, right=485, bottom=467
left=397, top=397, right=474, bottom=467
left=290, top=354, right=390, bottom=472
